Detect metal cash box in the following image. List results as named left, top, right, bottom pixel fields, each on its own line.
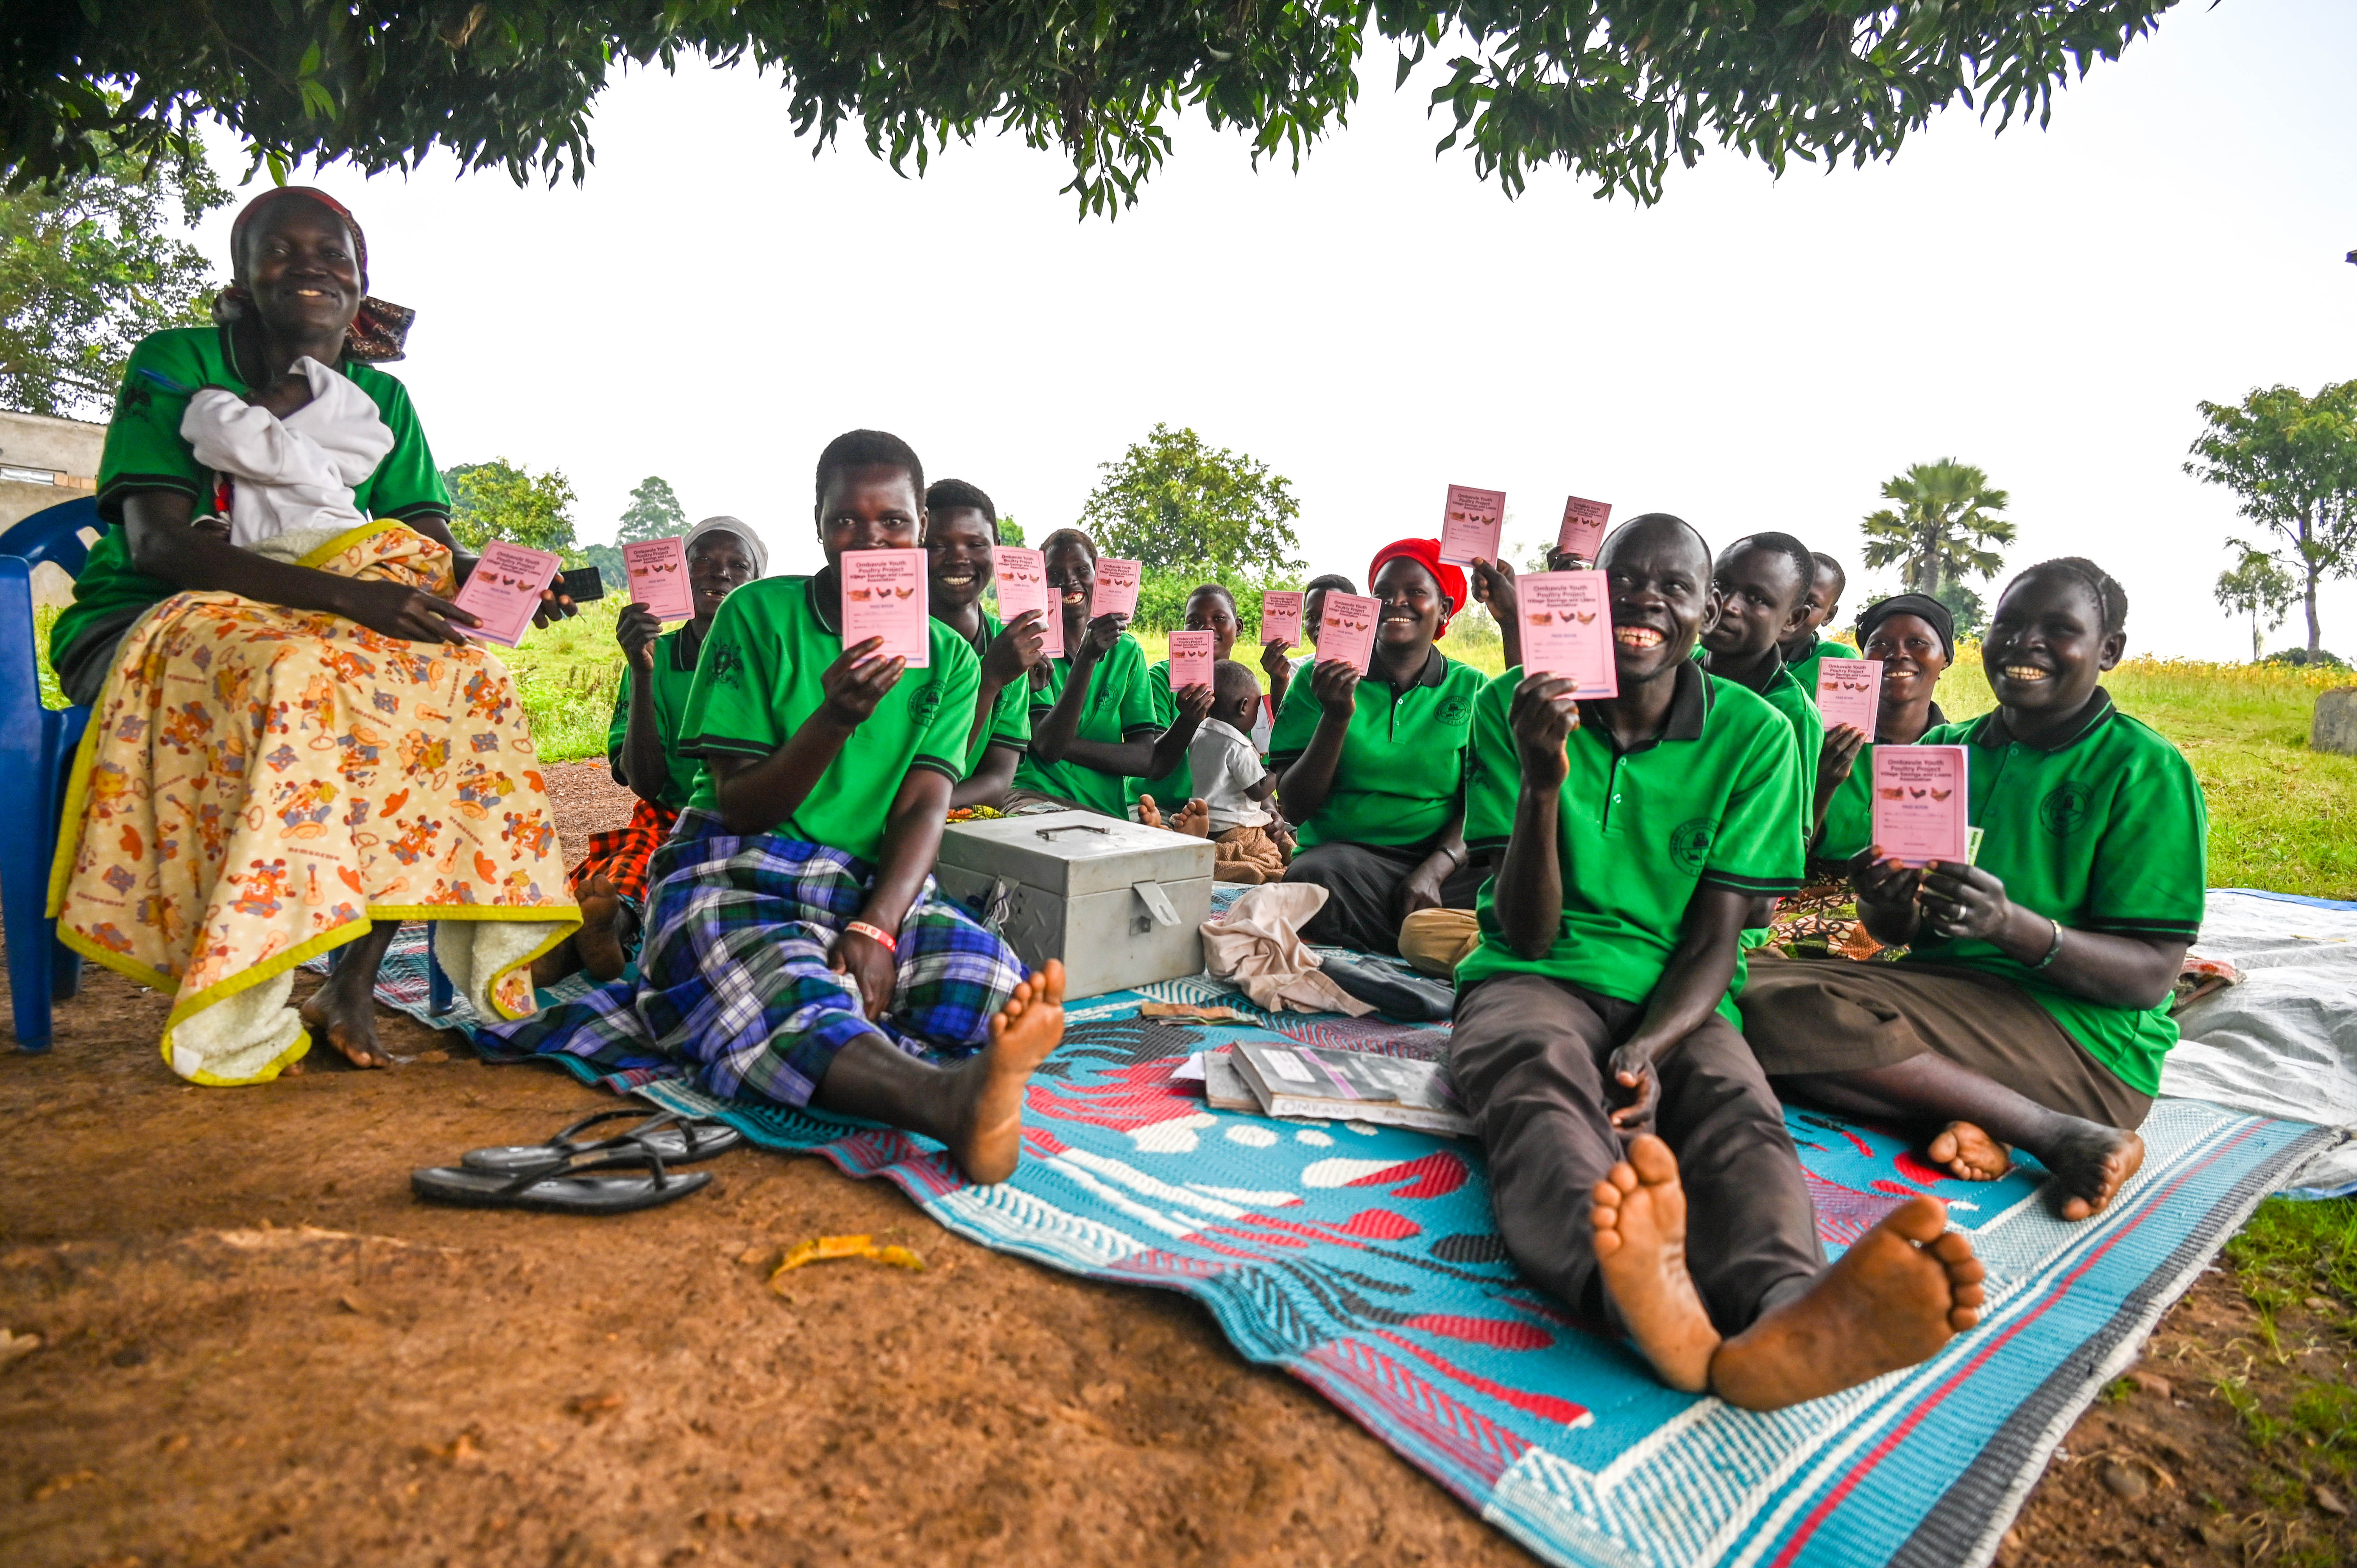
left=935, top=811, right=1214, bottom=999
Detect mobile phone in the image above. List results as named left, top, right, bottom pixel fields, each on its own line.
left=556, top=565, right=606, bottom=603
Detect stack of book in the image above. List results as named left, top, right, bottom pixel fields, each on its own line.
left=1200, top=1040, right=1472, bottom=1138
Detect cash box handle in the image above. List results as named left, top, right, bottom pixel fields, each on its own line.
left=1035, top=823, right=1112, bottom=841
left=1131, top=880, right=1181, bottom=927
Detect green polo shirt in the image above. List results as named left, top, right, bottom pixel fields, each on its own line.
left=951, top=609, right=1032, bottom=773
left=1784, top=635, right=1861, bottom=705
left=1013, top=634, right=1159, bottom=818
left=677, top=574, right=978, bottom=861
left=1127, top=658, right=1195, bottom=812
left=1909, top=691, right=2207, bottom=1095
left=606, top=622, right=707, bottom=810
left=1814, top=701, right=1951, bottom=863
left=1268, top=650, right=1486, bottom=851
left=1751, top=662, right=1825, bottom=795
left=56, top=325, right=450, bottom=677
left=1458, top=661, right=1806, bottom=1026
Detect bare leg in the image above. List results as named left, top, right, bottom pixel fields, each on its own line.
left=812, top=962, right=1066, bottom=1184
left=295, top=920, right=401, bottom=1070
left=1780, top=1056, right=2143, bottom=1220
left=1708, top=1194, right=1987, bottom=1411
left=1170, top=798, right=1211, bottom=838
left=1590, top=1135, right=1721, bottom=1391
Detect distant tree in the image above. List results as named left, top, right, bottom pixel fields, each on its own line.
left=1932, top=581, right=1988, bottom=642
left=616, top=475, right=685, bottom=544
left=2214, top=547, right=2297, bottom=662
left=0, top=141, right=227, bottom=418
left=2186, top=382, right=2357, bottom=656
left=996, top=515, right=1025, bottom=547
left=1859, top=459, right=2016, bottom=601
left=580, top=542, right=625, bottom=593
left=1080, top=424, right=1303, bottom=584
left=442, top=459, right=580, bottom=559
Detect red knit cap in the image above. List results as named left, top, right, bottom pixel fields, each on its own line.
left=1367, top=538, right=1468, bottom=639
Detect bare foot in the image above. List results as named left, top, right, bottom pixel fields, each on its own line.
left=1590, top=1134, right=1721, bottom=1392
left=297, top=976, right=390, bottom=1069
left=1708, top=1195, right=1985, bottom=1410
left=573, top=872, right=627, bottom=982
left=1171, top=798, right=1211, bottom=839
left=1927, top=1121, right=2012, bottom=1181
left=1136, top=795, right=1166, bottom=830
left=944, top=961, right=1066, bottom=1184
left=2043, top=1123, right=2145, bottom=1221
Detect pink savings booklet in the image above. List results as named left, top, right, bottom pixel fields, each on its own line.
left=1314, top=591, right=1382, bottom=675
left=1816, top=656, right=1882, bottom=736
left=991, top=545, right=1060, bottom=658
left=1557, top=496, right=1612, bottom=564
left=1517, top=570, right=1618, bottom=699
left=1260, top=590, right=1304, bottom=650
left=840, top=548, right=930, bottom=667
left=452, top=541, right=562, bottom=648
left=1090, top=558, right=1143, bottom=621
left=1438, top=484, right=1507, bottom=566
left=1871, top=745, right=1970, bottom=867
left=620, top=536, right=694, bottom=621
left=1167, top=630, right=1215, bottom=693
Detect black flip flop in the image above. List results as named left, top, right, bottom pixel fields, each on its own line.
left=412, top=1143, right=711, bottom=1215
left=459, top=1109, right=741, bottom=1176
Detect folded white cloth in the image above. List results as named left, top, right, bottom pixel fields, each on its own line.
left=1201, top=883, right=1372, bottom=1017
left=180, top=356, right=395, bottom=549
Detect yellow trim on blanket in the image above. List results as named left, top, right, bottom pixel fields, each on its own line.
left=296, top=517, right=409, bottom=572
left=44, top=697, right=108, bottom=920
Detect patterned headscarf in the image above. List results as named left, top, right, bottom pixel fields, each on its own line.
left=214, top=187, right=415, bottom=364
left=1368, top=537, right=1468, bottom=640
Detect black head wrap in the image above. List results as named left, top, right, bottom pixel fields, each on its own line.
left=1856, top=593, right=1955, bottom=662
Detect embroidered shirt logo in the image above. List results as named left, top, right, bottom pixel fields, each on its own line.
left=1668, top=817, right=1715, bottom=873
left=1438, top=696, right=1472, bottom=727
left=704, top=641, right=745, bottom=690
left=2039, top=780, right=2092, bottom=836
left=909, top=679, right=942, bottom=726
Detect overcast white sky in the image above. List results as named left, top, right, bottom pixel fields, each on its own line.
left=186, top=0, right=2356, bottom=659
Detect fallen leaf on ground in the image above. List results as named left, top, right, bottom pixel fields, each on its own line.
left=0, top=1328, right=39, bottom=1366
left=769, top=1235, right=924, bottom=1286
left=337, top=1291, right=367, bottom=1315
left=567, top=1391, right=624, bottom=1417
left=2317, top=1484, right=2350, bottom=1517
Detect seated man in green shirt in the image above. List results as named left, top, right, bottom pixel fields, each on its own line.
left=1011, top=528, right=1207, bottom=816
left=1779, top=551, right=1860, bottom=699
left=924, top=478, right=1044, bottom=810
left=1271, top=538, right=1490, bottom=954
left=1451, top=512, right=1984, bottom=1410
left=1745, top=559, right=2203, bottom=1222
left=480, top=431, right=1065, bottom=1186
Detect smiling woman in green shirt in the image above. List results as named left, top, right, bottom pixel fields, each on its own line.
left=1811, top=592, right=1954, bottom=863
left=1744, top=558, right=2206, bottom=1225
left=1270, top=537, right=1489, bottom=954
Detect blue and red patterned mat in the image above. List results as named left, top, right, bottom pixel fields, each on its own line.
left=340, top=929, right=2330, bottom=1568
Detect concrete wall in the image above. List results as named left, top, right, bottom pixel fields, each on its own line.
left=0, top=409, right=107, bottom=610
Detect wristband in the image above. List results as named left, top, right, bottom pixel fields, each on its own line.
left=844, top=920, right=898, bottom=954
left=2030, top=916, right=2065, bottom=971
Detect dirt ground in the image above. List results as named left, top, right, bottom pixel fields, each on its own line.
left=0, top=762, right=2342, bottom=1568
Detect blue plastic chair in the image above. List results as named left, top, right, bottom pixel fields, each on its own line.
left=0, top=496, right=453, bottom=1052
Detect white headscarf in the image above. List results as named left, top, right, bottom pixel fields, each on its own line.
left=683, top=515, right=766, bottom=577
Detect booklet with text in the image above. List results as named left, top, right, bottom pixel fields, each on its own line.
left=991, top=544, right=1060, bottom=657
left=840, top=548, right=930, bottom=667
left=1228, top=1040, right=1472, bottom=1137
left=1517, top=570, right=1618, bottom=698
left=1556, top=496, right=1612, bottom=563
left=1438, top=484, right=1507, bottom=566
left=1871, top=744, right=1970, bottom=867
left=1313, top=590, right=1381, bottom=675
left=451, top=541, right=562, bottom=648
left=1816, top=656, right=1882, bottom=736
left=620, top=536, right=694, bottom=622
left=1090, top=558, right=1143, bottom=621
left=1166, top=629, right=1214, bottom=693
left=1260, top=590, right=1304, bottom=650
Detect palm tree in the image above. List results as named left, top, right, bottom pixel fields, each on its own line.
left=1859, top=459, right=2016, bottom=599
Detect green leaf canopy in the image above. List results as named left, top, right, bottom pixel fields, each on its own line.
left=7, top=3, right=2178, bottom=214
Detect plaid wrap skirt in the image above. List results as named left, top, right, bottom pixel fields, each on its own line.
left=478, top=810, right=1028, bottom=1105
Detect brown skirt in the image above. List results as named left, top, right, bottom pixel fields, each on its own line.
left=1739, top=954, right=2152, bottom=1131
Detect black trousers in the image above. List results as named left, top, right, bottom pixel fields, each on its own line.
left=1448, top=972, right=1824, bottom=1334
left=1281, top=840, right=1484, bottom=954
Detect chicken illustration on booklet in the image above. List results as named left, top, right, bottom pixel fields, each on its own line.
left=1557, top=495, right=1611, bottom=564
left=1167, top=629, right=1214, bottom=692
left=620, top=536, right=694, bottom=622
left=1871, top=744, right=1969, bottom=866
left=1517, top=569, right=1618, bottom=698
left=451, top=541, right=563, bottom=648
left=1090, top=557, right=1143, bottom=621
left=992, top=544, right=1060, bottom=656
left=1438, top=483, right=1506, bottom=566
left=1312, top=590, right=1381, bottom=675
left=1816, top=655, right=1882, bottom=735
left=840, top=547, right=931, bottom=666
left=1259, top=590, right=1304, bottom=649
